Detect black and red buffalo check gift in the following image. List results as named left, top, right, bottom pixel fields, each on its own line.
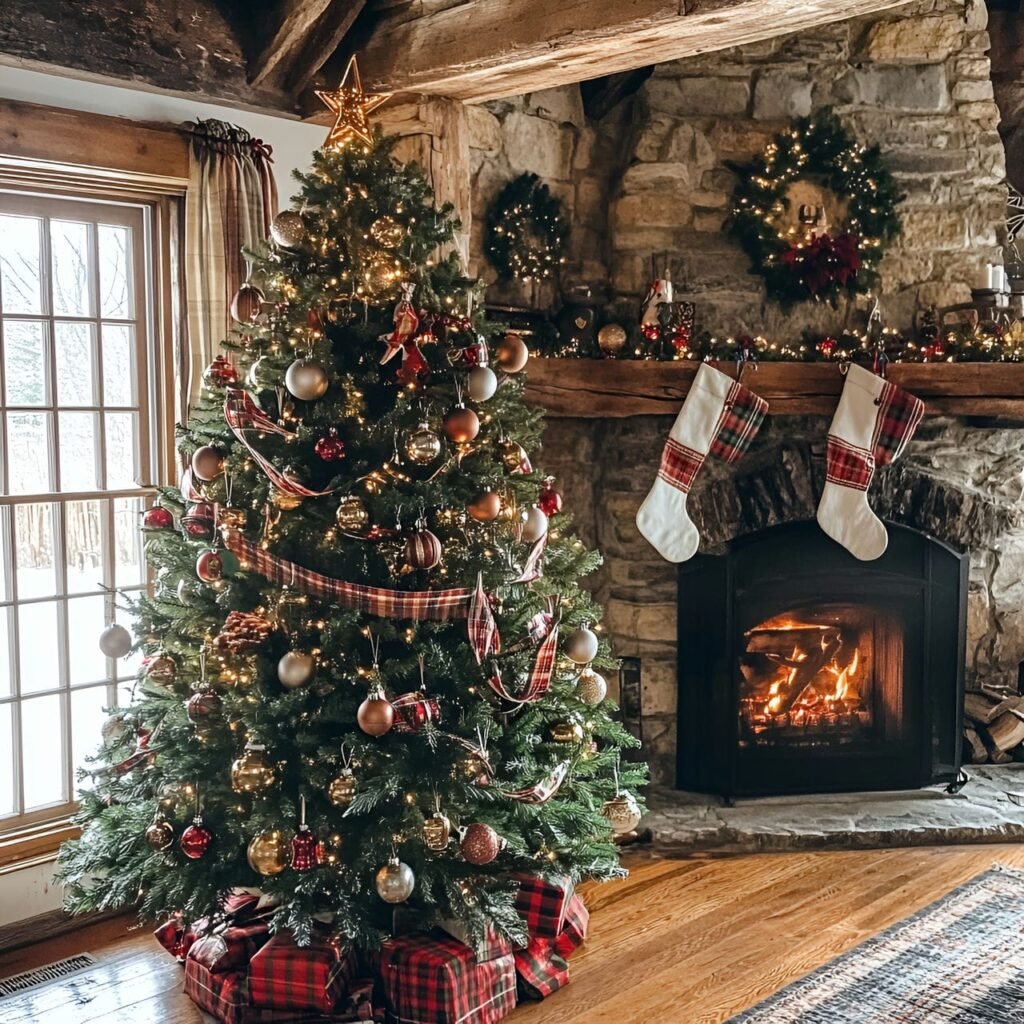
left=248, top=930, right=358, bottom=1014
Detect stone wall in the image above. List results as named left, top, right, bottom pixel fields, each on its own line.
left=541, top=414, right=1024, bottom=786
left=988, top=6, right=1024, bottom=196
left=469, top=0, right=1005, bottom=335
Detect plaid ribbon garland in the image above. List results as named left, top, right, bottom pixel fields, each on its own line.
left=224, top=389, right=335, bottom=498
left=467, top=572, right=501, bottom=664
left=657, top=438, right=704, bottom=493
left=873, top=378, right=925, bottom=468
left=499, top=761, right=570, bottom=804
left=391, top=692, right=443, bottom=733
left=512, top=535, right=546, bottom=584
left=708, top=381, right=769, bottom=463
left=825, top=437, right=873, bottom=491
left=249, top=932, right=357, bottom=1014
left=379, top=932, right=517, bottom=1024
left=514, top=938, right=570, bottom=1000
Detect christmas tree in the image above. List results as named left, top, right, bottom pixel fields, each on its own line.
left=56, top=85, right=646, bottom=952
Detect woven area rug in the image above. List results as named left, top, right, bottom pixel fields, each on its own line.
left=729, top=865, right=1024, bottom=1023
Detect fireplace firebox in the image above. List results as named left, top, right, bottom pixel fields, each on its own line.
left=677, top=521, right=966, bottom=798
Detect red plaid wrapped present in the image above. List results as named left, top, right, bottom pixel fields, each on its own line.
left=155, top=916, right=201, bottom=960
left=249, top=931, right=358, bottom=1014
left=553, top=894, right=589, bottom=958
left=438, top=918, right=516, bottom=961
left=157, top=891, right=269, bottom=964
left=183, top=959, right=314, bottom=1024
left=514, top=938, right=569, bottom=1000
left=379, top=931, right=517, bottom=1024
left=512, top=873, right=574, bottom=939
left=188, top=916, right=272, bottom=972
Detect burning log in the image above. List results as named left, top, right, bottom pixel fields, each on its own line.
left=767, top=632, right=844, bottom=715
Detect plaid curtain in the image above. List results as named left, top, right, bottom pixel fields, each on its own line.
left=184, top=119, right=277, bottom=411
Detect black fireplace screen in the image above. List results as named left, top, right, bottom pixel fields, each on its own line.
left=677, top=521, right=966, bottom=797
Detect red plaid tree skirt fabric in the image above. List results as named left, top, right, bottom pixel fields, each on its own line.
left=873, top=379, right=925, bottom=468
left=514, top=938, right=569, bottom=1000
left=379, top=932, right=517, bottom=1024
left=708, top=381, right=769, bottom=463
left=657, top=438, right=704, bottom=493
left=512, top=874, right=574, bottom=939
left=553, top=895, right=589, bottom=958
left=188, top=917, right=272, bottom=973
left=825, top=437, right=873, bottom=490
left=183, top=959, right=315, bottom=1024
left=249, top=932, right=358, bottom=1014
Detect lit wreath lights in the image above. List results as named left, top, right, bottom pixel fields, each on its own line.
left=485, top=173, right=568, bottom=281
left=729, top=109, right=902, bottom=307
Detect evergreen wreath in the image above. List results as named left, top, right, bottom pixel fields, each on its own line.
left=485, top=172, right=568, bottom=281
left=729, top=108, right=902, bottom=307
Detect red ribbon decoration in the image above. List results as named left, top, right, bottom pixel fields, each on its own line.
left=380, top=283, right=427, bottom=382
left=391, top=692, right=442, bottom=733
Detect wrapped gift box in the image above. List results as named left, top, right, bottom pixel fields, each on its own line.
left=438, top=918, right=516, bottom=962
left=188, top=916, right=272, bottom=973
left=512, top=873, right=574, bottom=940
left=183, top=958, right=316, bottom=1024
left=513, top=938, right=570, bottom=1000
left=156, top=890, right=268, bottom=963
left=249, top=931, right=358, bottom=1014
left=553, top=894, right=589, bottom=958
left=155, top=916, right=200, bottom=961
left=379, top=931, right=517, bottom=1024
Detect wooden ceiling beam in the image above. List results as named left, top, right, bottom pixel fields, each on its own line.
left=355, top=0, right=915, bottom=103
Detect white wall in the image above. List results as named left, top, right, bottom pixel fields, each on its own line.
left=0, top=66, right=323, bottom=929
left=0, top=64, right=326, bottom=203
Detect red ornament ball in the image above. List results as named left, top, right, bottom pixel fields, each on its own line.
left=181, top=502, right=216, bottom=540
left=538, top=479, right=563, bottom=517
left=195, top=549, right=239, bottom=582
left=186, top=690, right=222, bottom=722
left=290, top=828, right=319, bottom=872
left=817, top=337, right=838, bottom=357
left=143, top=506, right=173, bottom=530
left=405, top=528, right=443, bottom=570
left=179, top=819, right=212, bottom=859
left=460, top=822, right=502, bottom=865
left=314, top=429, right=346, bottom=462
left=202, top=355, right=238, bottom=389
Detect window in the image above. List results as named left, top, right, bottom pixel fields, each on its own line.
left=0, top=191, right=160, bottom=835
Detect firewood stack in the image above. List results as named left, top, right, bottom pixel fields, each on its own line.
left=963, top=689, right=1024, bottom=764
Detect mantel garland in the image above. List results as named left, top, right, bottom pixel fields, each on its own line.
left=728, top=109, right=902, bottom=307
left=485, top=173, right=568, bottom=282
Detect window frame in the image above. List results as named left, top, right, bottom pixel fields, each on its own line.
left=0, top=181, right=180, bottom=854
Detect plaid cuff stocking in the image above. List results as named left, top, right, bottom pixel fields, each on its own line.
left=636, top=362, right=767, bottom=562
left=816, top=364, right=924, bottom=561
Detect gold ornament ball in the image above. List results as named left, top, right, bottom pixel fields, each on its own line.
left=370, top=216, right=405, bottom=248
left=495, top=333, right=530, bottom=373
left=336, top=495, right=370, bottom=534
left=230, top=744, right=276, bottom=793
left=597, top=323, right=628, bottom=355
left=403, top=423, right=443, bottom=465
left=499, top=439, right=528, bottom=473
left=521, top=506, right=548, bottom=544
left=270, top=486, right=304, bottom=511
left=270, top=210, right=307, bottom=249
left=601, top=792, right=642, bottom=835
left=285, top=358, right=329, bottom=401
left=191, top=445, right=224, bottom=482
left=247, top=829, right=290, bottom=875
left=467, top=365, right=498, bottom=402
left=317, top=831, right=344, bottom=867
left=218, top=506, right=248, bottom=529
left=363, top=253, right=399, bottom=296
left=460, top=822, right=502, bottom=865
left=423, top=812, right=451, bottom=852
left=358, top=694, right=395, bottom=736
left=467, top=489, right=502, bottom=523
left=566, top=625, right=599, bottom=665
left=375, top=857, right=415, bottom=903
left=327, top=769, right=357, bottom=807
left=145, top=817, right=175, bottom=852
left=549, top=720, right=585, bottom=744
left=278, top=650, right=315, bottom=689
left=575, top=667, right=608, bottom=706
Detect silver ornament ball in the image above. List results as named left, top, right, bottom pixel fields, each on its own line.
left=99, top=623, right=132, bottom=658
left=521, top=505, right=548, bottom=544
left=375, top=858, right=415, bottom=903
left=565, top=625, right=599, bottom=665
left=278, top=650, right=315, bottom=689
left=575, top=668, right=608, bottom=706
left=467, top=365, right=498, bottom=402
left=285, top=358, right=329, bottom=401
left=270, top=210, right=307, bottom=249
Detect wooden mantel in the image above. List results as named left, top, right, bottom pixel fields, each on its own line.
left=523, top=359, right=1024, bottom=418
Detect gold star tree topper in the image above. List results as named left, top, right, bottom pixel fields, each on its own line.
left=316, top=56, right=391, bottom=150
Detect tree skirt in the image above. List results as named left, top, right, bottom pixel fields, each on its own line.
left=729, top=866, right=1024, bottom=1023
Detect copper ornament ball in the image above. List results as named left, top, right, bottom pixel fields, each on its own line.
left=357, top=694, right=395, bottom=736
left=187, top=689, right=222, bottom=722
left=495, top=332, right=529, bottom=373
left=403, top=423, right=443, bottom=465
left=191, top=445, right=225, bottom=482
left=597, top=323, right=628, bottom=355
left=247, top=829, right=290, bottom=876
left=145, top=817, right=175, bottom=852
left=443, top=405, right=480, bottom=443
left=460, top=822, right=502, bottom=865
left=467, top=490, right=502, bottom=523
left=285, top=358, right=329, bottom=401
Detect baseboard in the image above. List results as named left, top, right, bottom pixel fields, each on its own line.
left=0, top=907, right=128, bottom=955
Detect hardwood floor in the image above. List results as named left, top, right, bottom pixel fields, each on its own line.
left=2, top=845, right=1023, bottom=1024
